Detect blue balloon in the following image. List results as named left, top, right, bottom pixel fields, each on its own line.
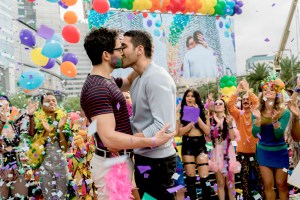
left=47, top=0, right=60, bottom=2
left=151, top=13, right=157, bottom=18
left=48, top=34, right=64, bottom=45
left=42, top=40, right=64, bottom=58
left=224, top=31, right=230, bottom=38
left=154, top=29, right=160, bottom=37
left=225, top=22, right=231, bottom=29
left=219, top=21, right=223, bottom=28
left=109, top=0, right=120, bottom=8
left=20, top=29, right=36, bottom=47
left=18, top=70, right=45, bottom=90
left=147, top=20, right=152, bottom=27
left=155, top=20, right=162, bottom=28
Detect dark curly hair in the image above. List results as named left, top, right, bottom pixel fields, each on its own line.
left=124, top=30, right=153, bottom=58
left=180, top=89, right=206, bottom=131
left=84, top=27, right=118, bottom=65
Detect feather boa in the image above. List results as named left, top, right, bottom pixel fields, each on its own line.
left=104, top=161, right=133, bottom=200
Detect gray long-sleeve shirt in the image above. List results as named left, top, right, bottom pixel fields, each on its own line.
left=130, top=62, right=176, bottom=158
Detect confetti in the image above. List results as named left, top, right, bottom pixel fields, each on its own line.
left=137, top=165, right=151, bottom=174
left=116, top=102, right=120, bottom=110
left=171, top=173, right=180, bottom=180
left=264, top=38, right=270, bottom=42
left=144, top=173, right=149, bottom=178
left=257, top=133, right=261, bottom=139
left=249, top=157, right=254, bottom=161
left=282, top=168, right=288, bottom=173
left=167, top=185, right=185, bottom=193
left=271, top=3, right=276, bottom=7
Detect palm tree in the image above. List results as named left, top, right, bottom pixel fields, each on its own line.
left=247, top=63, right=271, bottom=93
left=197, top=81, right=219, bottom=101
left=279, top=56, right=300, bottom=89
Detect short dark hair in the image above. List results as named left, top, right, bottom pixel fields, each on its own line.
left=0, top=95, right=12, bottom=110
left=84, top=27, right=118, bottom=65
left=186, top=36, right=193, bottom=48
left=40, top=92, right=55, bottom=104
left=193, top=30, right=203, bottom=44
left=124, top=30, right=153, bottom=58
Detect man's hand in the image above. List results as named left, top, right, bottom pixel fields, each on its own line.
left=287, top=101, right=299, bottom=119
left=153, top=124, right=176, bottom=147
left=28, top=99, right=39, bottom=115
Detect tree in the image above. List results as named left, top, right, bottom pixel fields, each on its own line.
left=10, top=93, right=28, bottom=110
left=63, top=97, right=81, bottom=112
left=247, top=63, right=271, bottom=94
left=279, top=56, right=300, bottom=89
left=197, top=81, right=219, bottom=101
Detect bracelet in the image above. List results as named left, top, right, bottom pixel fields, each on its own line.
left=151, top=137, right=157, bottom=148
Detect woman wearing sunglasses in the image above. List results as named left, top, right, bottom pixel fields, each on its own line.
left=177, top=89, right=210, bottom=200
left=252, top=77, right=290, bottom=200
left=209, top=98, right=240, bottom=200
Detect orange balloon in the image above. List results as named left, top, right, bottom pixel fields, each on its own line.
left=64, top=11, right=78, bottom=24
left=60, top=61, right=77, bottom=78
left=9, top=106, right=19, bottom=121
left=61, top=0, right=77, bottom=6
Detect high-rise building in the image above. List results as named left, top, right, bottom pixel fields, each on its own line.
left=64, top=22, right=91, bottom=97
left=18, top=0, right=37, bottom=29
left=246, top=54, right=275, bottom=73
left=0, top=0, right=18, bottom=94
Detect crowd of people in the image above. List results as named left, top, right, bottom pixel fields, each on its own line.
left=0, top=27, right=300, bottom=200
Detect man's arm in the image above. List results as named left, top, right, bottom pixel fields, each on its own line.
left=91, top=113, right=173, bottom=149
left=227, top=94, right=240, bottom=121
left=120, top=70, right=139, bottom=91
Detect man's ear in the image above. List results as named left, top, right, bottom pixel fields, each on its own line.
left=102, top=51, right=110, bottom=61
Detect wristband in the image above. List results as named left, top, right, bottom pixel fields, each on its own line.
left=151, top=137, right=157, bottom=148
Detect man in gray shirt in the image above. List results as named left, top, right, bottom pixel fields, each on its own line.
left=122, top=30, right=176, bottom=200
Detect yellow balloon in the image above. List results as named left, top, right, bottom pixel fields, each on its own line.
left=31, top=48, right=49, bottom=66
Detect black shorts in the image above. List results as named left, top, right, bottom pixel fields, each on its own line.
left=181, top=135, right=207, bottom=157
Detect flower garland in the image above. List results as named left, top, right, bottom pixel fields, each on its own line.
left=26, top=108, right=72, bottom=170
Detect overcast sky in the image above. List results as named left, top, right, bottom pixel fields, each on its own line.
left=234, top=0, right=300, bottom=75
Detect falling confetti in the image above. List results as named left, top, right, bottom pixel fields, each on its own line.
left=271, top=3, right=276, bottom=7
left=264, top=38, right=270, bottom=42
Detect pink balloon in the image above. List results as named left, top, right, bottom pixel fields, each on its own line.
left=93, top=0, right=110, bottom=14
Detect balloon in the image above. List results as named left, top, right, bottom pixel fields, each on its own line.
left=142, top=12, right=148, bottom=18
left=31, top=48, right=49, bottom=66
left=58, top=0, right=68, bottom=8
left=19, top=29, right=36, bottom=47
left=230, top=76, right=236, bottom=82
left=224, top=31, right=230, bottom=38
left=61, top=0, right=77, bottom=6
left=147, top=19, right=152, bottom=27
left=60, top=61, right=77, bottom=78
left=93, top=0, right=110, bottom=14
left=219, top=21, right=223, bottom=28
left=227, top=81, right=233, bottom=87
left=110, top=0, right=121, bottom=8
left=42, top=40, right=64, bottom=58
left=62, top=53, right=78, bottom=65
left=221, top=75, right=229, bottom=83
left=48, top=33, right=64, bottom=45
left=225, top=22, right=231, bottom=29
left=154, top=29, right=160, bottom=37
left=62, top=25, right=80, bottom=43
left=42, top=58, right=56, bottom=69
left=47, top=0, right=60, bottom=2
left=18, top=70, right=45, bottom=90
left=220, top=82, right=225, bottom=88
left=155, top=20, right=162, bottom=27
left=64, top=11, right=78, bottom=24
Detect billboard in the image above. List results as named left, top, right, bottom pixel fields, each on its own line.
left=88, top=11, right=236, bottom=83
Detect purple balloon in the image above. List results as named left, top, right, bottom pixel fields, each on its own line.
left=62, top=53, right=78, bottom=65
left=236, top=8, right=243, bottom=14
left=19, top=29, right=36, bottom=47
left=127, top=13, right=134, bottom=20
left=58, top=0, right=68, bottom=9
left=42, top=58, right=55, bottom=69
left=237, top=1, right=244, bottom=7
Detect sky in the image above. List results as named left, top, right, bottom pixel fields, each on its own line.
left=234, top=0, right=300, bottom=75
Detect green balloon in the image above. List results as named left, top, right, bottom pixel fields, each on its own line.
left=227, top=81, right=233, bottom=87
left=221, top=75, right=229, bottom=83
left=220, top=82, right=225, bottom=88
left=218, top=0, right=226, bottom=8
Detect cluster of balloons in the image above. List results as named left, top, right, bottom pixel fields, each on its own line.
left=220, top=75, right=237, bottom=102
left=93, top=0, right=244, bottom=16
left=168, top=15, right=191, bottom=46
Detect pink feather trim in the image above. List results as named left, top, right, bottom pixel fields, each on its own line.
left=104, top=162, right=133, bottom=200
